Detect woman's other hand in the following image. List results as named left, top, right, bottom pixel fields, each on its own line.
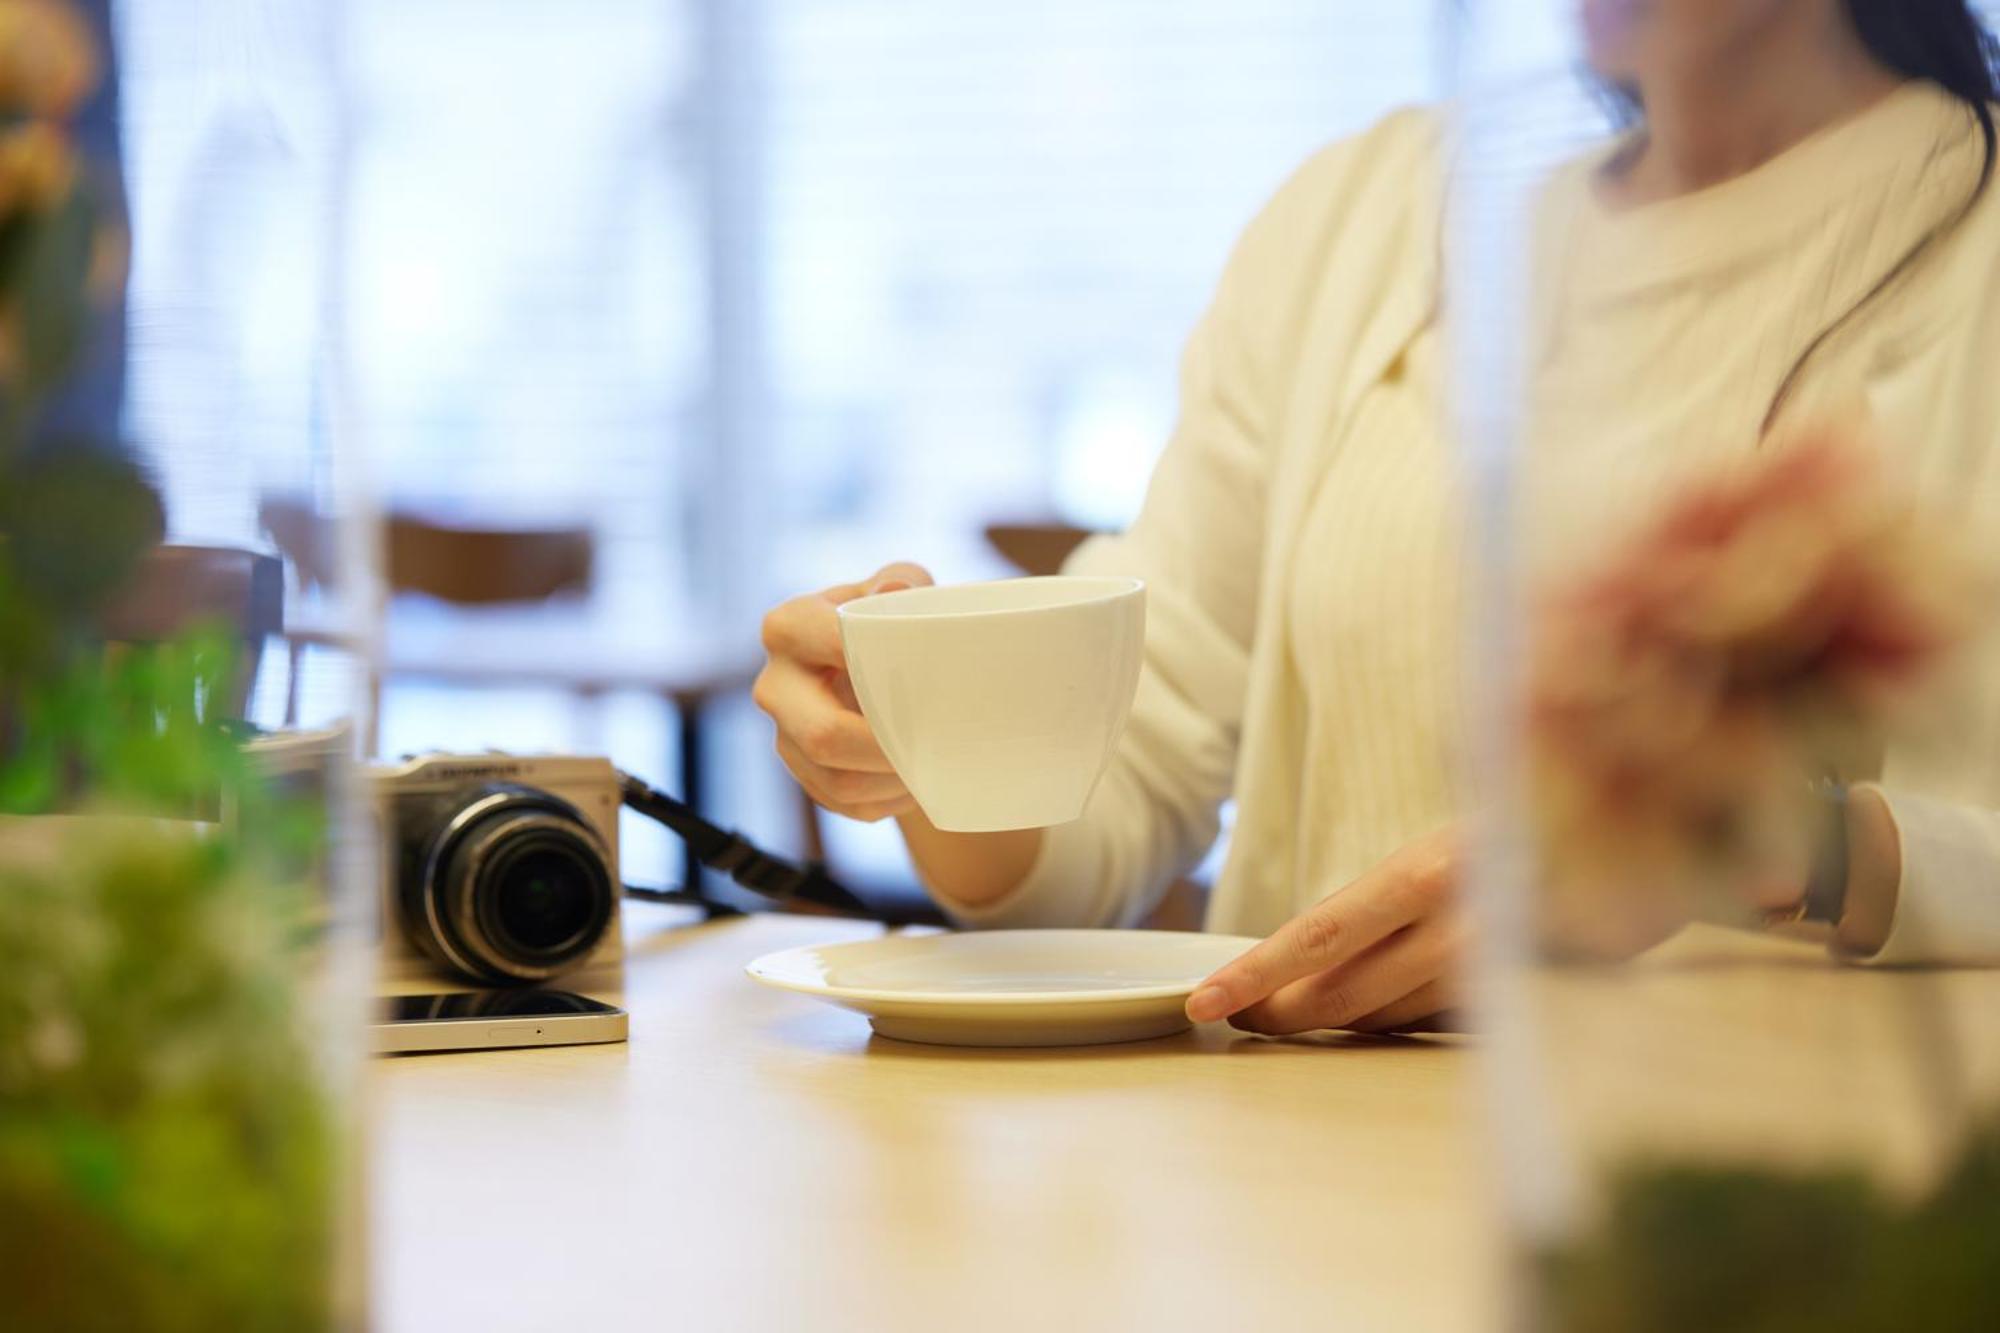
left=1185, top=827, right=1465, bottom=1034
left=754, top=562, right=932, bottom=822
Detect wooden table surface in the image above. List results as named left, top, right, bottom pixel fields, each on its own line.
left=371, top=909, right=2000, bottom=1332
left=371, top=906, right=1494, bottom=1332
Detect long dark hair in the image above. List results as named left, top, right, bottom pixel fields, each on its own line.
left=1759, top=1, right=2000, bottom=429
left=1847, top=0, right=2000, bottom=178
left=1593, top=1, right=2000, bottom=430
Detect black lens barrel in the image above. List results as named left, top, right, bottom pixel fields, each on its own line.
left=409, top=785, right=615, bottom=984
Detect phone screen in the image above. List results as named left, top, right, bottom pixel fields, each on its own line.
left=379, top=991, right=622, bottom=1023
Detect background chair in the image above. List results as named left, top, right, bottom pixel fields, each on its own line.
left=384, top=516, right=595, bottom=606
left=99, top=544, right=284, bottom=721
left=261, top=496, right=605, bottom=740
left=260, top=495, right=757, bottom=895
left=980, top=522, right=1094, bottom=580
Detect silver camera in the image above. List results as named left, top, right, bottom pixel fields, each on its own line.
left=372, top=753, right=623, bottom=985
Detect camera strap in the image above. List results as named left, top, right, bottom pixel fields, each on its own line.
left=616, top=769, right=905, bottom=920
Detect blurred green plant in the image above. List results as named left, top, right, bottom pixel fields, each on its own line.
left=0, top=622, right=335, bottom=1331
left=1540, top=1119, right=2000, bottom=1333
left=0, top=5, right=340, bottom=1329
left=0, top=810, right=335, bottom=1332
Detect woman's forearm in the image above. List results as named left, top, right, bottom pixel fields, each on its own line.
left=896, top=809, right=1043, bottom=912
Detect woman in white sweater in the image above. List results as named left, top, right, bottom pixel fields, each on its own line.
left=755, top=0, right=2000, bottom=1033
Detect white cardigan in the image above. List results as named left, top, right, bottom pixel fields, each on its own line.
left=945, top=98, right=2000, bottom=966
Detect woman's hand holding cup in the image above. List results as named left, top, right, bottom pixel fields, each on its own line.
left=759, top=566, right=1143, bottom=912
left=754, top=562, right=933, bottom=823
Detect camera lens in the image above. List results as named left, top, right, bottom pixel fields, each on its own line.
left=484, top=841, right=602, bottom=956
left=412, top=786, right=616, bottom=984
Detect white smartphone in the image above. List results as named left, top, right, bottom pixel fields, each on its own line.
left=373, top=989, right=628, bottom=1055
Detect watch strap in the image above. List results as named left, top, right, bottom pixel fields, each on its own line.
left=1761, top=781, right=1850, bottom=931
left=1800, top=781, right=1851, bottom=926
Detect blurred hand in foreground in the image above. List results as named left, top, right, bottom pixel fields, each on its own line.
left=1528, top=428, right=1984, bottom=956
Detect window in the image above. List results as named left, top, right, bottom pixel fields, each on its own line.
left=761, top=0, right=1448, bottom=592
left=121, top=1, right=1460, bottom=885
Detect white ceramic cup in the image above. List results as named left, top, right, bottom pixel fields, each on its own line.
left=837, top=575, right=1146, bottom=832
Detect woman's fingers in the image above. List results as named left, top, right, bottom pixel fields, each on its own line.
left=755, top=657, right=914, bottom=820
left=752, top=658, right=897, bottom=773
left=754, top=564, right=934, bottom=824
left=761, top=592, right=848, bottom=671
left=1186, top=830, right=1458, bottom=1024
left=1226, top=912, right=1460, bottom=1035
left=776, top=736, right=913, bottom=819
left=1347, top=980, right=1460, bottom=1034
left=761, top=563, right=937, bottom=669
left=857, top=561, right=934, bottom=598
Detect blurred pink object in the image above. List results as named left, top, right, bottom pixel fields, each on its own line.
left=1527, top=429, right=1984, bottom=954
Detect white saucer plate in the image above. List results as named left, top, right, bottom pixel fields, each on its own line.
left=746, top=929, right=1260, bottom=1047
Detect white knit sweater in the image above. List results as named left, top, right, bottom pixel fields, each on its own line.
left=948, top=85, right=2000, bottom=965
